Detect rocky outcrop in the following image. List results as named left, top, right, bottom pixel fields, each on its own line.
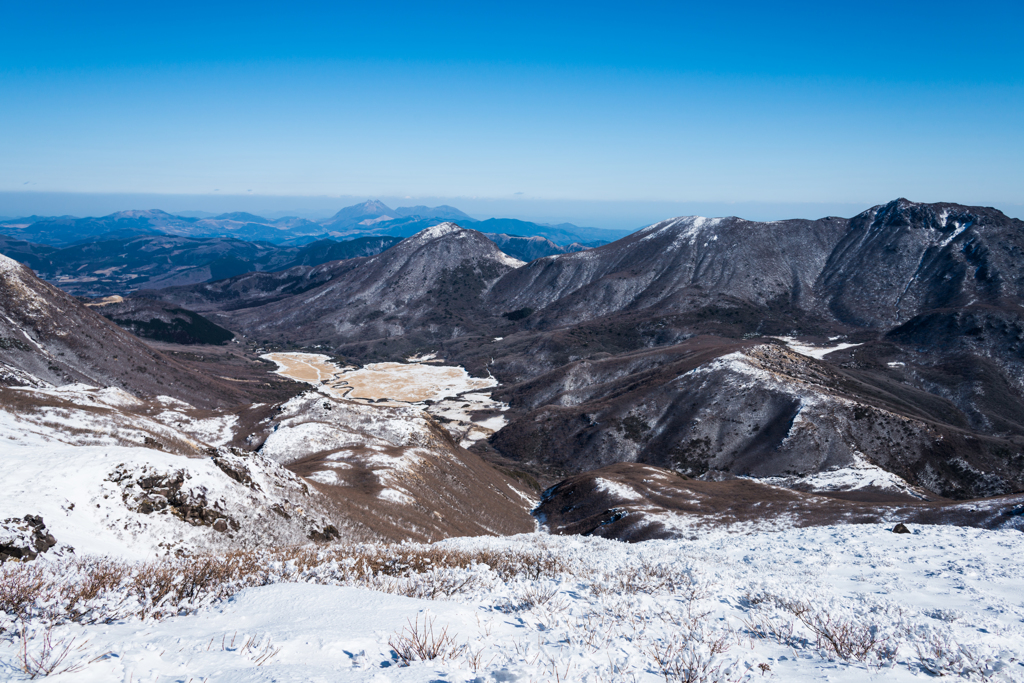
left=105, top=450, right=344, bottom=547
left=0, top=515, right=59, bottom=562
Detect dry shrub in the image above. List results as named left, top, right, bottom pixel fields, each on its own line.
left=16, top=624, right=94, bottom=679
left=911, top=629, right=992, bottom=678
left=742, top=610, right=799, bottom=649
left=517, top=582, right=561, bottom=609
left=1, top=539, right=580, bottom=629
left=388, top=615, right=465, bottom=666
left=0, top=563, right=51, bottom=627
left=776, top=597, right=888, bottom=662
left=608, top=560, right=707, bottom=598
left=743, top=592, right=895, bottom=665
left=1, top=553, right=272, bottom=626
left=478, top=547, right=569, bottom=582
left=648, top=628, right=735, bottom=683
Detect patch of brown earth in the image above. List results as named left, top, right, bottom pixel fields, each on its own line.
left=286, top=426, right=537, bottom=543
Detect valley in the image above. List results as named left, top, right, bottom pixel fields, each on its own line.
left=2, top=198, right=1024, bottom=681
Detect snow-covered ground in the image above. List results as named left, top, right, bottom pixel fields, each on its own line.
left=771, top=337, right=862, bottom=360
left=2, top=525, right=1022, bottom=682
left=0, top=383, right=238, bottom=453
left=0, top=443, right=344, bottom=559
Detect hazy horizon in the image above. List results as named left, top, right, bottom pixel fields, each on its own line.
left=2, top=192, right=1022, bottom=231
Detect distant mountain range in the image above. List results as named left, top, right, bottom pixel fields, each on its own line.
left=0, top=200, right=629, bottom=248
left=0, top=200, right=613, bottom=298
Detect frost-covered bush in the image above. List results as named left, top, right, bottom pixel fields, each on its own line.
left=3, top=529, right=1023, bottom=682
left=0, top=542, right=577, bottom=631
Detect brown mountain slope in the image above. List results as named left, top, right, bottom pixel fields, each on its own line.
left=536, top=462, right=1024, bottom=542
left=0, top=253, right=276, bottom=408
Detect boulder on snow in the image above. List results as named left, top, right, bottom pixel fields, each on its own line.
left=892, top=522, right=911, bottom=534
left=0, top=515, right=58, bottom=562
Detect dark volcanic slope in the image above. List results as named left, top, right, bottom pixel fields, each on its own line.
left=92, top=297, right=235, bottom=346
left=143, top=262, right=355, bottom=313
left=487, top=214, right=849, bottom=327
left=817, top=200, right=1024, bottom=329
left=218, top=223, right=524, bottom=353
left=0, top=253, right=262, bottom=408
left=491, top=339, right=1024, bottom=499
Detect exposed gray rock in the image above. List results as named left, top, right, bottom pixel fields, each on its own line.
left=0, top=515, right=59, bottom=562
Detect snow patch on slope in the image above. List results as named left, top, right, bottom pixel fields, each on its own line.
left=638, top=215, right=724, bottom=245
left=0, top=444, right=336, bottom=559
left=760, top=451, right=928, bottom=499
left=772, top=336, right=862, bottom=359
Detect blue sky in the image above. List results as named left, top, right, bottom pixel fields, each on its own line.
left=1, top=1, right=1022, bottom=227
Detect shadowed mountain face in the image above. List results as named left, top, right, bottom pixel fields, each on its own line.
left=486, top=215, right=848, bottom=327
left=92, top=297, right=235, bottom=346
left=212, top=223, right=525, bottom=352
left=483, top=233, right=587, bottom=262
left=816, top=200, right=1024, bottom=329
left=109, top=201, right=1024, bottom=502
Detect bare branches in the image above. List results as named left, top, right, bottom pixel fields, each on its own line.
left=17, top=625, right=91, bottom=679
left=388, top=615, right=465, bottom=666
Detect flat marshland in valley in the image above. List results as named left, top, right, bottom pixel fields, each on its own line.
left=262, top=352, right=497, bottom=403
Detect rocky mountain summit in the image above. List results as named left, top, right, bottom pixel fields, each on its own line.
left=213, top=223, right=525, bottom=355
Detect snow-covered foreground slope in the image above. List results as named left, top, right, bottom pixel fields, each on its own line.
left=0, top=444, right=345, bottom=559
left=2, top=525, right=1022, bottom=681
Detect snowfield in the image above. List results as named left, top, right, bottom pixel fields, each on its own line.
left=0, top=443, right=343, bottom=559
left=2, top=525, right=1022, bottom=682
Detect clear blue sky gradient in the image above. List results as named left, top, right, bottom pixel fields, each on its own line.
left=1, top=1, right=1022, bottom=227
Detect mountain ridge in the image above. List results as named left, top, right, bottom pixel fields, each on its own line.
left=137, top=198, right=1024, bottom=502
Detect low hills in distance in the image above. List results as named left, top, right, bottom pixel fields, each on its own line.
left=0, top=233, right=403, bottom=297
left=0, top=199, right=628, bottom=248
left=0, top=200, right=616, bottom=299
